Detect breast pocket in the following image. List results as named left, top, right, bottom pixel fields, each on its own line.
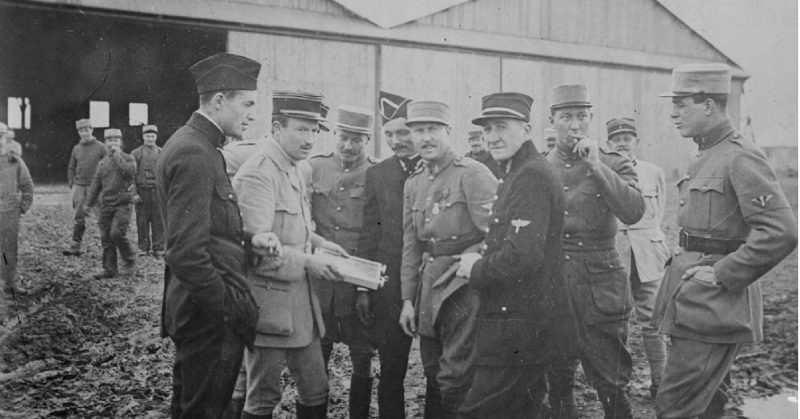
left=436, top=190, right=471, bottom=237
left=688, top=177, right=726, bottom=229
left=575, top=182, right=607, bottom=229
left=274, top=197, right=304, bottom=245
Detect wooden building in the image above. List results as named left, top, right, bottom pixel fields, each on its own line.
left=1, top=0, right=747, bottom=181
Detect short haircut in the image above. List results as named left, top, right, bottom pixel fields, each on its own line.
left=199, top=90, right=240, bottom=105
left=691, top=93, right=728, bottom=109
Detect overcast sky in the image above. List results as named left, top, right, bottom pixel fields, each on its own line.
left=659, top=0, right=797, bottom=147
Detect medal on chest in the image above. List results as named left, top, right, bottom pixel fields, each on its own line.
left=432, top=202, right=441, bottom=215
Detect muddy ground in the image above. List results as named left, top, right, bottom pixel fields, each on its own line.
left=0, top=176, right=796, bottom=418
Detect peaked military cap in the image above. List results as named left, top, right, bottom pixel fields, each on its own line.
left=272, top=90, right=326, bottom=122
left=606, top=117, right=636, bottom=137
left=543, top=127, right=557, bottom=139
left=379, top=91, right=412, bottom=124
left=406, top=101, right=450, bottom=125
left=75, top=118, right=92, bottom=130
left=549, top=84, right=592, bottom=110
left=335, top=105, right=374, bottom=135
left=189, top=53, right=261, bottom=94
left=659, top=63, right=732, bottom=97
left=142, top=124, right=158, bottom=134
left=471, top=92, right=533, bottom=125
left=104, top=128, right=122, bottom=139
left=468, top=130, right=483, bottom=140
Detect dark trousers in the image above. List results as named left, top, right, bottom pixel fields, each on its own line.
left=135, top=187, right=164, bottom=252
left=71, top=185, right=90, bottom=243
left=459, top=364, right=548, bottom=419
left=98, top=204, right=134, bottom=274
left=371, top=306, right=413, bottom=419
left=171, top=325, right=244, bottom=419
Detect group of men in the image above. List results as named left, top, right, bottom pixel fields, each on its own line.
left=157, top=51, right=795, bottom=419
left=62, top=119, right=165, bottom=278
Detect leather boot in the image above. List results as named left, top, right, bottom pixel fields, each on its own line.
left=222, top=397, right=245, bottom=419
left=642, top=333, right=666, bottom=398
left=349, top=375, right=372, bottom=419
left=296, top=400, right=327, bottom=419
left=598, top=391, right=633, bottom=419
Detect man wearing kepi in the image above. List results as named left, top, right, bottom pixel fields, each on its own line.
left=309, top=105, right=376, bottom=419
left=607, top=117, right=670, bottom=398
left=463, top=130, right=501, bottom=178
left=86, top=128, right=138, bottom=279
left=357, top=90, right=419, bottom=419
left=545, top=84, right=644, bottom=418
left=156, top=53, right=261, bottom=419
left=653, top=63, right=797, bottom=419
left=398, top=100, right=497, bottom=418
left=64, top=118, right=107, bottom=256
left=456, top=92, right=577, bottom=418
left=132, top=124, right=164, bottom=258
left=233, top=91, right=348, bottom=419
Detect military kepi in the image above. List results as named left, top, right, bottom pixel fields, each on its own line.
left=606, top=117, right=636, bottom=137
left=549, top=84, right=592, bottom=110
left=471, top=92, right=533, bottom=126
left=272, top=91, right=326, bottom=122
left=75, top=118, right=92, bottom=130
left=142, top=124, right=158, bottom=134
left=335, top=105, right=374, bottom=135
left=659, top=63, right=731, bottom=97
left=406, top=101, right=451, bottom=125
left=189, top=52, right=261, bottom=94
left=104, top=128, right=122, bottom=139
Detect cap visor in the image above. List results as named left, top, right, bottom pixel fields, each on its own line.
left=471, top=114, right=526, bottom=126
left=280, top=110, right=326, bottom=122
left=406, top=117, right=449, bottom=125
left=658, top=91, right=695, bottom=98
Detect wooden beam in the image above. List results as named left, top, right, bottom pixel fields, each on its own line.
left=19, top=0, right=749, bottom=79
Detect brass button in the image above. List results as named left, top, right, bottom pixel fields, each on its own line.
left=578, top=241, right=583, bottom=247
left=596, top=194, right=601, bottom=198
left=679, top=200, right=685, bottom=206
left=336, top=206, right=342, bottom=211
left=564, top=233, right=571, bottom=239
left=501, top=306, right=507, bottom=312
left=228, top=193, right=234, bottom=199
left=344, top=168, right=350, bottom=173
left=339, top=187, right=345, bottom=191
left=564, top=255, right=571, bottom=260
left=565, top=164, right=572, bottom=168
left=493, top=195, right=498, bottom=200
left=563, top=186, right=569, bottom=191
left=334, top=226, right=340, bottom=230
left=493, top=218, right=499, bottom=223
left=564, top=211, right=569, bottom=215
left=425, top=218, right=431, bottom=223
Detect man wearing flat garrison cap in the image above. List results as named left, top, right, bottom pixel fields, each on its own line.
left=157, top=52, right=267, bottom=419
left=233, top=90, right=350, bottom=418
left=456, top=92, right=578, bottom=418
left=652, top=63, right=796, bottom=418
left=356, top=90, right=420, bottom=419
left=463, top=130, right=501, bottom=178
left=544, top=84, right=645, bottom=418
left=398, top=100, right=497, bottom=418
left=309, top=105, right=377, bottom=419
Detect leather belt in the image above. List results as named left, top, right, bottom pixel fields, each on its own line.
left=679, top=229, right=744, bottom=255
left=422, top=235, right=484, bottom=257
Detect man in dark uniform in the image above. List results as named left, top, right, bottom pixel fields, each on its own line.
left=398, top=100, right=498, bottom=418
left=545, top=84, right=644, bottom=418
left=457, top=92, right=578, bottom=418
left=653, top=63, right=797, bottom=419
left=357, top=90, right=420, bottom=419
left=310, top=105, right=376, bottom=419
left=131, top=124, right=164, bottom=257
left=86, top=128, right=137, bottom=279
left=156, top=53, right=265, bottom=419
left=464, top=130, right=501, bottom=177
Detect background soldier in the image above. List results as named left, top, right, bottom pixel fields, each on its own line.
left=457, top=92, right=577, bottom=418
left=545, top=84, right=644, bottom=418
left=156, top=53, right=261, bottom=419
left=463, top=130, right=501, bottom=177
left=310, top=105, right=376, bottom=419
left=86, top=128, right=137, bottom=279
left=64, top=118, right=107, bottom=256
left=543, top=127, right=557, bottom=155
left=653, top=63, right=797, bottom=418
left=0, top=122, right=34, bottom=321
left=398, top=100, right=497, bottom=418
left=131, top=124, right=164, bottom=257
left=357, top=90, right=419, bottom=419
left=607, top=117, right=669, bottom=398
left=233, top=91, right=347, bottom=419
left=6, top=128, right=22, bottom=157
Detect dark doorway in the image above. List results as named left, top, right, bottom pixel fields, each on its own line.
left=0, top=5, right=227, bottom=181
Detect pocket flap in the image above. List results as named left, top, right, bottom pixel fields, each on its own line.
left=275, top=198, right=300, bottom=215
left=689, top=177, right=725, bottom=194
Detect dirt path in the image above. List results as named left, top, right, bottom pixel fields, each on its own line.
left=0, top=183, right=796, bottom=418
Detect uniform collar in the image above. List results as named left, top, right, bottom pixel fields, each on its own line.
left=500, top=140, right=537, bottom=176
left=189, top=111, right=225, bottom=148
left=694, top=119, right=735, bottom=151
left=423, top=149, right=457, bottom=176
left=553, top=145, right=581, bottom=162
left=263, top=135, right=297, bottom=173
left=334, top=151, right=366, bottom=170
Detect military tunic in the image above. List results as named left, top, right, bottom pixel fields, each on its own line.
left=131, top=144, right=164, bottom=253
left=0, top=154, right=33, bottom=316
left=546, top=146, right=645, bottom=396
left=653, top=121, right=797, bottom=418
left=401, top=149, right=497, bottom=414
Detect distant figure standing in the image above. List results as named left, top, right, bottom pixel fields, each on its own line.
left=131, top=124, right=164, bottom=257
left=64, top=118, right=107, bottom=256
left=607, top=117, right=669, bottom=398
left=0, top=122, right=34, bottom=322
left=464, top=130, right=501, bottom=178
left=86, top=129, right=137, bottom=279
